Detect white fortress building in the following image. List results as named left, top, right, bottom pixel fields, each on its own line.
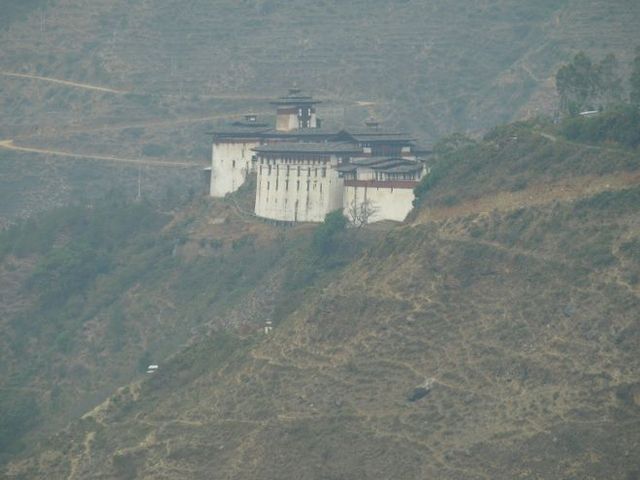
left=209, top=89, right=430, bottom=224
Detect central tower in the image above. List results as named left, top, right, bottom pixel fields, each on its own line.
left=271, top=88, right=321, bottom=131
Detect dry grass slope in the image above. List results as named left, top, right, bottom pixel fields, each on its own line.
left=6, top=126, right=640, bottom=479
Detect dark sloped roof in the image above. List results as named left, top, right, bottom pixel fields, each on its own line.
left=232, top=119, right=269, bottom=128
left=271, top=97, right=322, bottom=106
left=349, top=133, right=416, bottom=143
left=209, top=117, right=271, bottom=137
left=262, top=128, right=342, bottom=140
left=210, top=125, right=342, bottom=140
left=350, top=157, right=412, bottom=167
left=350, top=157, right=392, bottom=166
left=209, top=126, right=272, bottom=137
left=335, top=164, right=358, bottom=173
left=271, top=89, right=321, bottom=106
left=338, top=157, right=424, bottom=173
left=370, top=160, right=414, bottom=170
left=253, top=142, right=360, bottom=154
left=376, top=164, right=424, bottom=174
left=335, top=128, right=416, bottom=143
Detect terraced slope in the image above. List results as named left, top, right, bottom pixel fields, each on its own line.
left=2, top=0, right=640, bottom=139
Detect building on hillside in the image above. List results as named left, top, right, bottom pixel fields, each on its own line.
left=208, top=89, right=430, bottom=224
left=209, top=114, right=270, bottom=197
left=253, top=142, right=360, bottom=223
left=337, top=157, right=426, bottom=223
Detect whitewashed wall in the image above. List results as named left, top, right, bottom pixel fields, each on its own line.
left=255, top=156, right=344, bottom=223
left=210, top=141, right=259, bottom=197
left=276, top=113, right=298, bottom=132
left=275, top=111, right=317, bottom=131
left=343, top=184, right=416, bottom=223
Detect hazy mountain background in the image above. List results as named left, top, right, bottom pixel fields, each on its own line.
left=1, top=0, right=640, bottom=222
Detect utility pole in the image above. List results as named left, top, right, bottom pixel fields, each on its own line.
left=136, top=165, right=142, bottom=201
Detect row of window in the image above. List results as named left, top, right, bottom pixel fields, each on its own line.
left=341, top=173, right=419, bottom=182
left=260, top=165, right=327, bottom=178
left=377, top=172, right=420, bottom=181
left=263, top=179, right=324, bottom=193
left=259, top=158, right=332, bottom=165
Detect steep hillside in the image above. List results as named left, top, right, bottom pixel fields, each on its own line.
left=0, top=180, right=386, bottom=466
left=7, top=127, right=640, bottom=479
left=0, top=190, right=279, bottom=459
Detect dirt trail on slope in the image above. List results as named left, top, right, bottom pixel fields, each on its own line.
left=0, top=139, right=199, bottom=168
left=415, top=170, right=640, bottom=224
left=0, top=71, right=128, bottom=94
left=12, top=111, right=272, bottom=141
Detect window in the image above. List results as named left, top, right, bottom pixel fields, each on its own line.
left=320, top=184, right=323, bottom=193
left=314, top=168, right=318, bottom=177
left=268, top=165, right=272, bottom=175
left=296, top=180, right=300, bottom=191
left=275, top=180, right=279, bottom=191
left=306, top=180, right=310, bottom=191
left=297, top=166, right=301, bottom=176
left=232, top=160, right=236, bottom=168
left=267, top=181, right=270, bottom=190
left=286, top=165, right=290, bottom=176
left=285, top=180, right=289, bottom=190
left=321, top=168, right=326, bottom=178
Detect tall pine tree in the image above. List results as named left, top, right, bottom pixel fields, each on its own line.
left=596, top=53, right=623, bottom=105
left=556, top=52, right=599, bottom=115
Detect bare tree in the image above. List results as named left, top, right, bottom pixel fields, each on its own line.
left=347, top=197, right=379, bottom=227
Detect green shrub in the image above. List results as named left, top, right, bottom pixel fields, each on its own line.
left=0, top=394, right=40, bottom=459
left=561, top=105, right=640, bottom=149
left=311, top=210, right=347, bottom=256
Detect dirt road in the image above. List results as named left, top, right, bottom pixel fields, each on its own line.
left=0, top=71, right=127, bottom=94
left=0, top=139, right=200, bottom=168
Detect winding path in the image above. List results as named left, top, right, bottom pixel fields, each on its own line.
left=0, top=71, right=128, bottom=94
left=0, top=139, right=200, bottom=168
